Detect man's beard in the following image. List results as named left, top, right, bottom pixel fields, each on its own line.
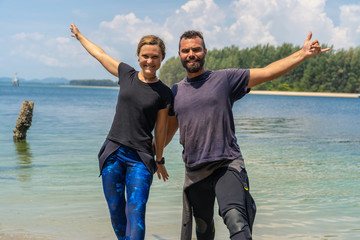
left=181, top=55, right=205, bottom=73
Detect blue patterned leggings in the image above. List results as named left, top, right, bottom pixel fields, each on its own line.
left=101, top=145, right=153, bottom=240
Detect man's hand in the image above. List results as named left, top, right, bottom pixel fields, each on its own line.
left=302, top=31, right=330, bottom=58
left=156, top=164, right=169, bottom=181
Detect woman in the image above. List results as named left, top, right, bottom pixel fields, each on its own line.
left=70, top=23, right=172, bottom=239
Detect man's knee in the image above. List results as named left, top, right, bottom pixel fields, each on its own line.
left=223, top=208, right=252, bottom=240
left=194, top=217, right=215, bottom=240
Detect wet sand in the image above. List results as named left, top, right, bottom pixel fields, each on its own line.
left=0, top=231, right=54, bottom=240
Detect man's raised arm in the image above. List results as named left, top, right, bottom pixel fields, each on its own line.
left=249, top=31, right=330, bottom=88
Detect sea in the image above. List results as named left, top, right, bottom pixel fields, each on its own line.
left=0, top=84, right=359, bottom=240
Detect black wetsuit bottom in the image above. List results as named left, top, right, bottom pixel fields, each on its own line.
left=185, top=166, right=256, bottom=240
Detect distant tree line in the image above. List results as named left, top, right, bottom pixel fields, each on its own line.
left=69, top=79, right=117, bottom=87
left=159, top=44, right=360, bottom=93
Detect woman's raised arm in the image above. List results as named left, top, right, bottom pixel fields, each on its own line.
left=70, top=23, right=120, bottom=77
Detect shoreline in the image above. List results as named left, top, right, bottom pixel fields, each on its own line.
left=61, top=85, right=360, bottom=98
left=249, top=90, right=360, bottom=98
left=60, top=85, right=118, bottom=90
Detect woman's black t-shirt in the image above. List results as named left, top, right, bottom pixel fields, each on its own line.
left=98, top=62, right=172, bottom=174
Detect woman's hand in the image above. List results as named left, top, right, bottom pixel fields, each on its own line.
left=70, top=23, right=80, bottom=40
left=156, top=164, right=169, bottom=181
left=69, top=22, right=120, bottom=77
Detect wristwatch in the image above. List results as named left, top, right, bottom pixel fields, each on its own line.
left=156, top=157, right=165, bottom=165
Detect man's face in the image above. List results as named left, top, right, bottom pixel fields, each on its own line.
left=179, top=37, right=207, bottom=73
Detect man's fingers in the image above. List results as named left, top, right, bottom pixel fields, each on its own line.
left=306, top=31, right=313, bottom=41
left=312, top=40, right=319, bottom=45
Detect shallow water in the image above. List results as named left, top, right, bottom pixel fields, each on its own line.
left=0, top=85, right=359, bottom=239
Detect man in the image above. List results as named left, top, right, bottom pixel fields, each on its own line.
left=166, top=30, right=329, bottom=240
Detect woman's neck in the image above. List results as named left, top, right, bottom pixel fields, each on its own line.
left=139, top=71, right=158, bottom=83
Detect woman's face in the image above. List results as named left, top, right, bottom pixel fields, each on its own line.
left=138, top=44, right=163, bottom=77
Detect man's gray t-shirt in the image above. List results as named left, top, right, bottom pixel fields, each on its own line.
left=169, top=69, right=250, bottom=168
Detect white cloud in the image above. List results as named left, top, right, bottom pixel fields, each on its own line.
left=169, top=0, right=360, bottom=50
left=9, top=32, right=89, bottom=68
left=12, top=32, right=44, bottom=41
left=38, top=54, right=66, bottom=67
left=330, top=4, right=360, bottom=49
left=53, top=0, right=360, bottom=72
left=163, top=0, right=335, bottom=51
left=97, top=13, right=173, bottom=46
left=169, top=1, right=225, bottom=38
left=5, top=0, right=360, bottom=79
left=87, top=12, right=174, bottom=65
left=55, top=37, right=71, bottom=44
left=223, top=0, right=334, bottom=48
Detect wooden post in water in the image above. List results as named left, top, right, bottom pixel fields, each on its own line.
left=13, top=101, right=34, bottom=142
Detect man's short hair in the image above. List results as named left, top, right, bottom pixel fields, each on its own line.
left=179, top=30, right=206, bottom=50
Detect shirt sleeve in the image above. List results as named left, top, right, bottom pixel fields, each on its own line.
left=118, top=62, right=136, bottom=85
left=168, top=84, right=178, bottom=116
left=159, top=85, right=173, bottom=110
left=226, top=69, right=251, bottom=101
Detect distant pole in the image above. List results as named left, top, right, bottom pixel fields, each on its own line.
left=12, top=72, right=19, bottom=87
left=13, top=101, right=34, bottom=141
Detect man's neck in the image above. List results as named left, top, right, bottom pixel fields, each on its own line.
left=186, top=68, right=206, bottom=79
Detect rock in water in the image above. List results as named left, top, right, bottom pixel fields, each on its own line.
left=13, top=101, right=34, bottom=141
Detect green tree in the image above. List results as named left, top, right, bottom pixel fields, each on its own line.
left=159, top=43, right=359, bottom=93
left=159, top=56, right=186, bottom=87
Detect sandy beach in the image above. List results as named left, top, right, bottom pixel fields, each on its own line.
left=0, top=231, right=54, bottom=240
left=62, top=85, right=360, bottom=98
left=249, top=90, right=360, bottom=98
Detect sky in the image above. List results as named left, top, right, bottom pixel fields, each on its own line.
left=1, top=0, right=360, bottom=81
